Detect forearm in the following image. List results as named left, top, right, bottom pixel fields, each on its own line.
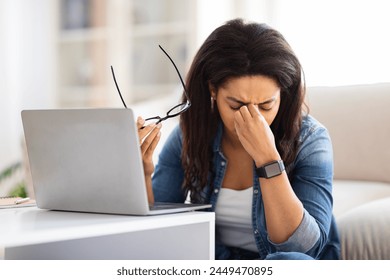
left=259, top=172, right=304, bottom=244
left=145, top=175, right=154, bottom=204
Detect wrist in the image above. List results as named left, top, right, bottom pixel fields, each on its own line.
left=254, top=152, right=281, bottom=168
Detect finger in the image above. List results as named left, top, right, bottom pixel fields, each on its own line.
left=144, top=130, right=161, bottom=159
left=139, top=123, right=157, bottom=142
left=234, top=110, right=245, bottom=127
left=239, top=105, right=252, bottom=121
left=136, top=116, right=145, bottom=129
left=140, top=124, right=161, bottom=155
left=247, top=104, right=262, bottom=118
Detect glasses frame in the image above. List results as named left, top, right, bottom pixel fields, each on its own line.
left=111, top=45, right=191, bottom=125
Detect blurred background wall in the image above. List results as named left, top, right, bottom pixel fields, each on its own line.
left=1, top=0, right=389, bottom=196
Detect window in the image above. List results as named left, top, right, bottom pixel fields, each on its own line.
left=253, top=0, right=390, bottom=86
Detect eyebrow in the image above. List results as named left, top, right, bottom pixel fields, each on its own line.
left=226, top=96, right=277, bottom=106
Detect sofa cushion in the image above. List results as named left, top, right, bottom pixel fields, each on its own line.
left=307, top=83, right=390, bottom=183
left=336, top=197, right=390, bottom=260
left=333, top=180, right=390, bottom=217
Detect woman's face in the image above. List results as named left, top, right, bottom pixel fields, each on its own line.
left=211, top=75, right=281, bottom=141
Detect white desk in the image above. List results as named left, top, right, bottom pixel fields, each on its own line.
left=0, top=207, right=215, bottom=260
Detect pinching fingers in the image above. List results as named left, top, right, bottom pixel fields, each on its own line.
left=247, top=104, right=262, bottom=118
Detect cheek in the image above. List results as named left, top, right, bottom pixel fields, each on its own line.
left=217, top=104, right=237, bottom=132
left=264, top=113, right=276, bottom=126
left=264, top=104, right=280, bottom=125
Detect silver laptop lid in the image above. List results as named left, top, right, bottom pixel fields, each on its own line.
left=21, top=108, right=150, bottom=215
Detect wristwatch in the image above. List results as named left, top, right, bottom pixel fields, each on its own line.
left=255, top=160, right=285, bottom=179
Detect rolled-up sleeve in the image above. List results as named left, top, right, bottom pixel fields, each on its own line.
left=268, top=209, right=320, bottom=252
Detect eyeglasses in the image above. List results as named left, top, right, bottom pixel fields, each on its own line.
left=111, top=45, right=191, bottom=126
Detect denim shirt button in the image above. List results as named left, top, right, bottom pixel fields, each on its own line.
left=253, top=189, right=259, bottom=194
left=214, top=189, right=219, bottom=194
left=254, top=229, right=259, bottom=235
left=221, top=161, right=226, bottom=166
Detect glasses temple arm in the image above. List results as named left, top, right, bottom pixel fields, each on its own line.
left=158, top=45, right=189, bottom=100
left=110, top=66, right=128, bottom=108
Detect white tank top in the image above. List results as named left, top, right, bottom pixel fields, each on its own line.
left=215, top=187, right=258, bottom=252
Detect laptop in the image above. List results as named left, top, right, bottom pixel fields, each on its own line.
left=21, top=108, right=211, bottom=215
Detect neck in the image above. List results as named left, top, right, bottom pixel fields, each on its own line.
left=222, top=130, right=244, bottom=150
left=221, top=131, right=253, bottom=164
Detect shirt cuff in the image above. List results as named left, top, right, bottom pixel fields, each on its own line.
left=267, top=209, right=320, bottom=253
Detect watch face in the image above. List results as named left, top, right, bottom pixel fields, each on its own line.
left=265, top=162, right=281, bottom=177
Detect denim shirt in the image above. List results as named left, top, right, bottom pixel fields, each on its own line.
left=152, top=114, right=340, bottom=259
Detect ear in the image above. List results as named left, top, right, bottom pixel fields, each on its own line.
left=208, top=82, right=217, bottom=99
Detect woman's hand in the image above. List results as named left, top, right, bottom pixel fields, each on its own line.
left=234, top=104, right=280, bottom=166
left=137, top=116, right=162, bottom=176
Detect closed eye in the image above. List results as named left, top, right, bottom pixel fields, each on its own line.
left=230, top=104, right=273, bottom=111
left=229, top=101, right=245, bottom=111
left=227, top=96, right=277, bottom=112
left=259, top=106, right=273, bottom=111
left=259, top=99, right=276, bottom=111
left=230, top=106, right=242, bottom=111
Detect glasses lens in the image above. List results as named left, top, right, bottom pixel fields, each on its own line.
left=167, top=102, right=190, bottom=117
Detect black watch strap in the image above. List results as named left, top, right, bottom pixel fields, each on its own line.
left=255, top=160, right=285, bottom=179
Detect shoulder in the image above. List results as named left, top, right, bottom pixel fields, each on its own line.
left=160, top=124, right=183, bottom=152
left=285, top=114, right=334, bottom=184
left=295, top=114, right=333, bottom=164
left=166, top=123, right=183, bottom=144
left=299, top=114, right=330, bottom=144
left=158, top=124, right=183, bottom=162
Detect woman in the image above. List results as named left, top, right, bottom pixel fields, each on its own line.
left=138, top=19, right=340, bottom=260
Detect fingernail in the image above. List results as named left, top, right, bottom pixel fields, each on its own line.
left=137, top=116, right=144, bottom=123
left=157, top=123, right=162, bottom=128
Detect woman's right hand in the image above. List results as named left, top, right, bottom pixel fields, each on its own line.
left=137, top=116, right=162, bottom=177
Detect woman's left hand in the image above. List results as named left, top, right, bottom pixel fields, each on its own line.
left=234, top=104, right=280, bottom=166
